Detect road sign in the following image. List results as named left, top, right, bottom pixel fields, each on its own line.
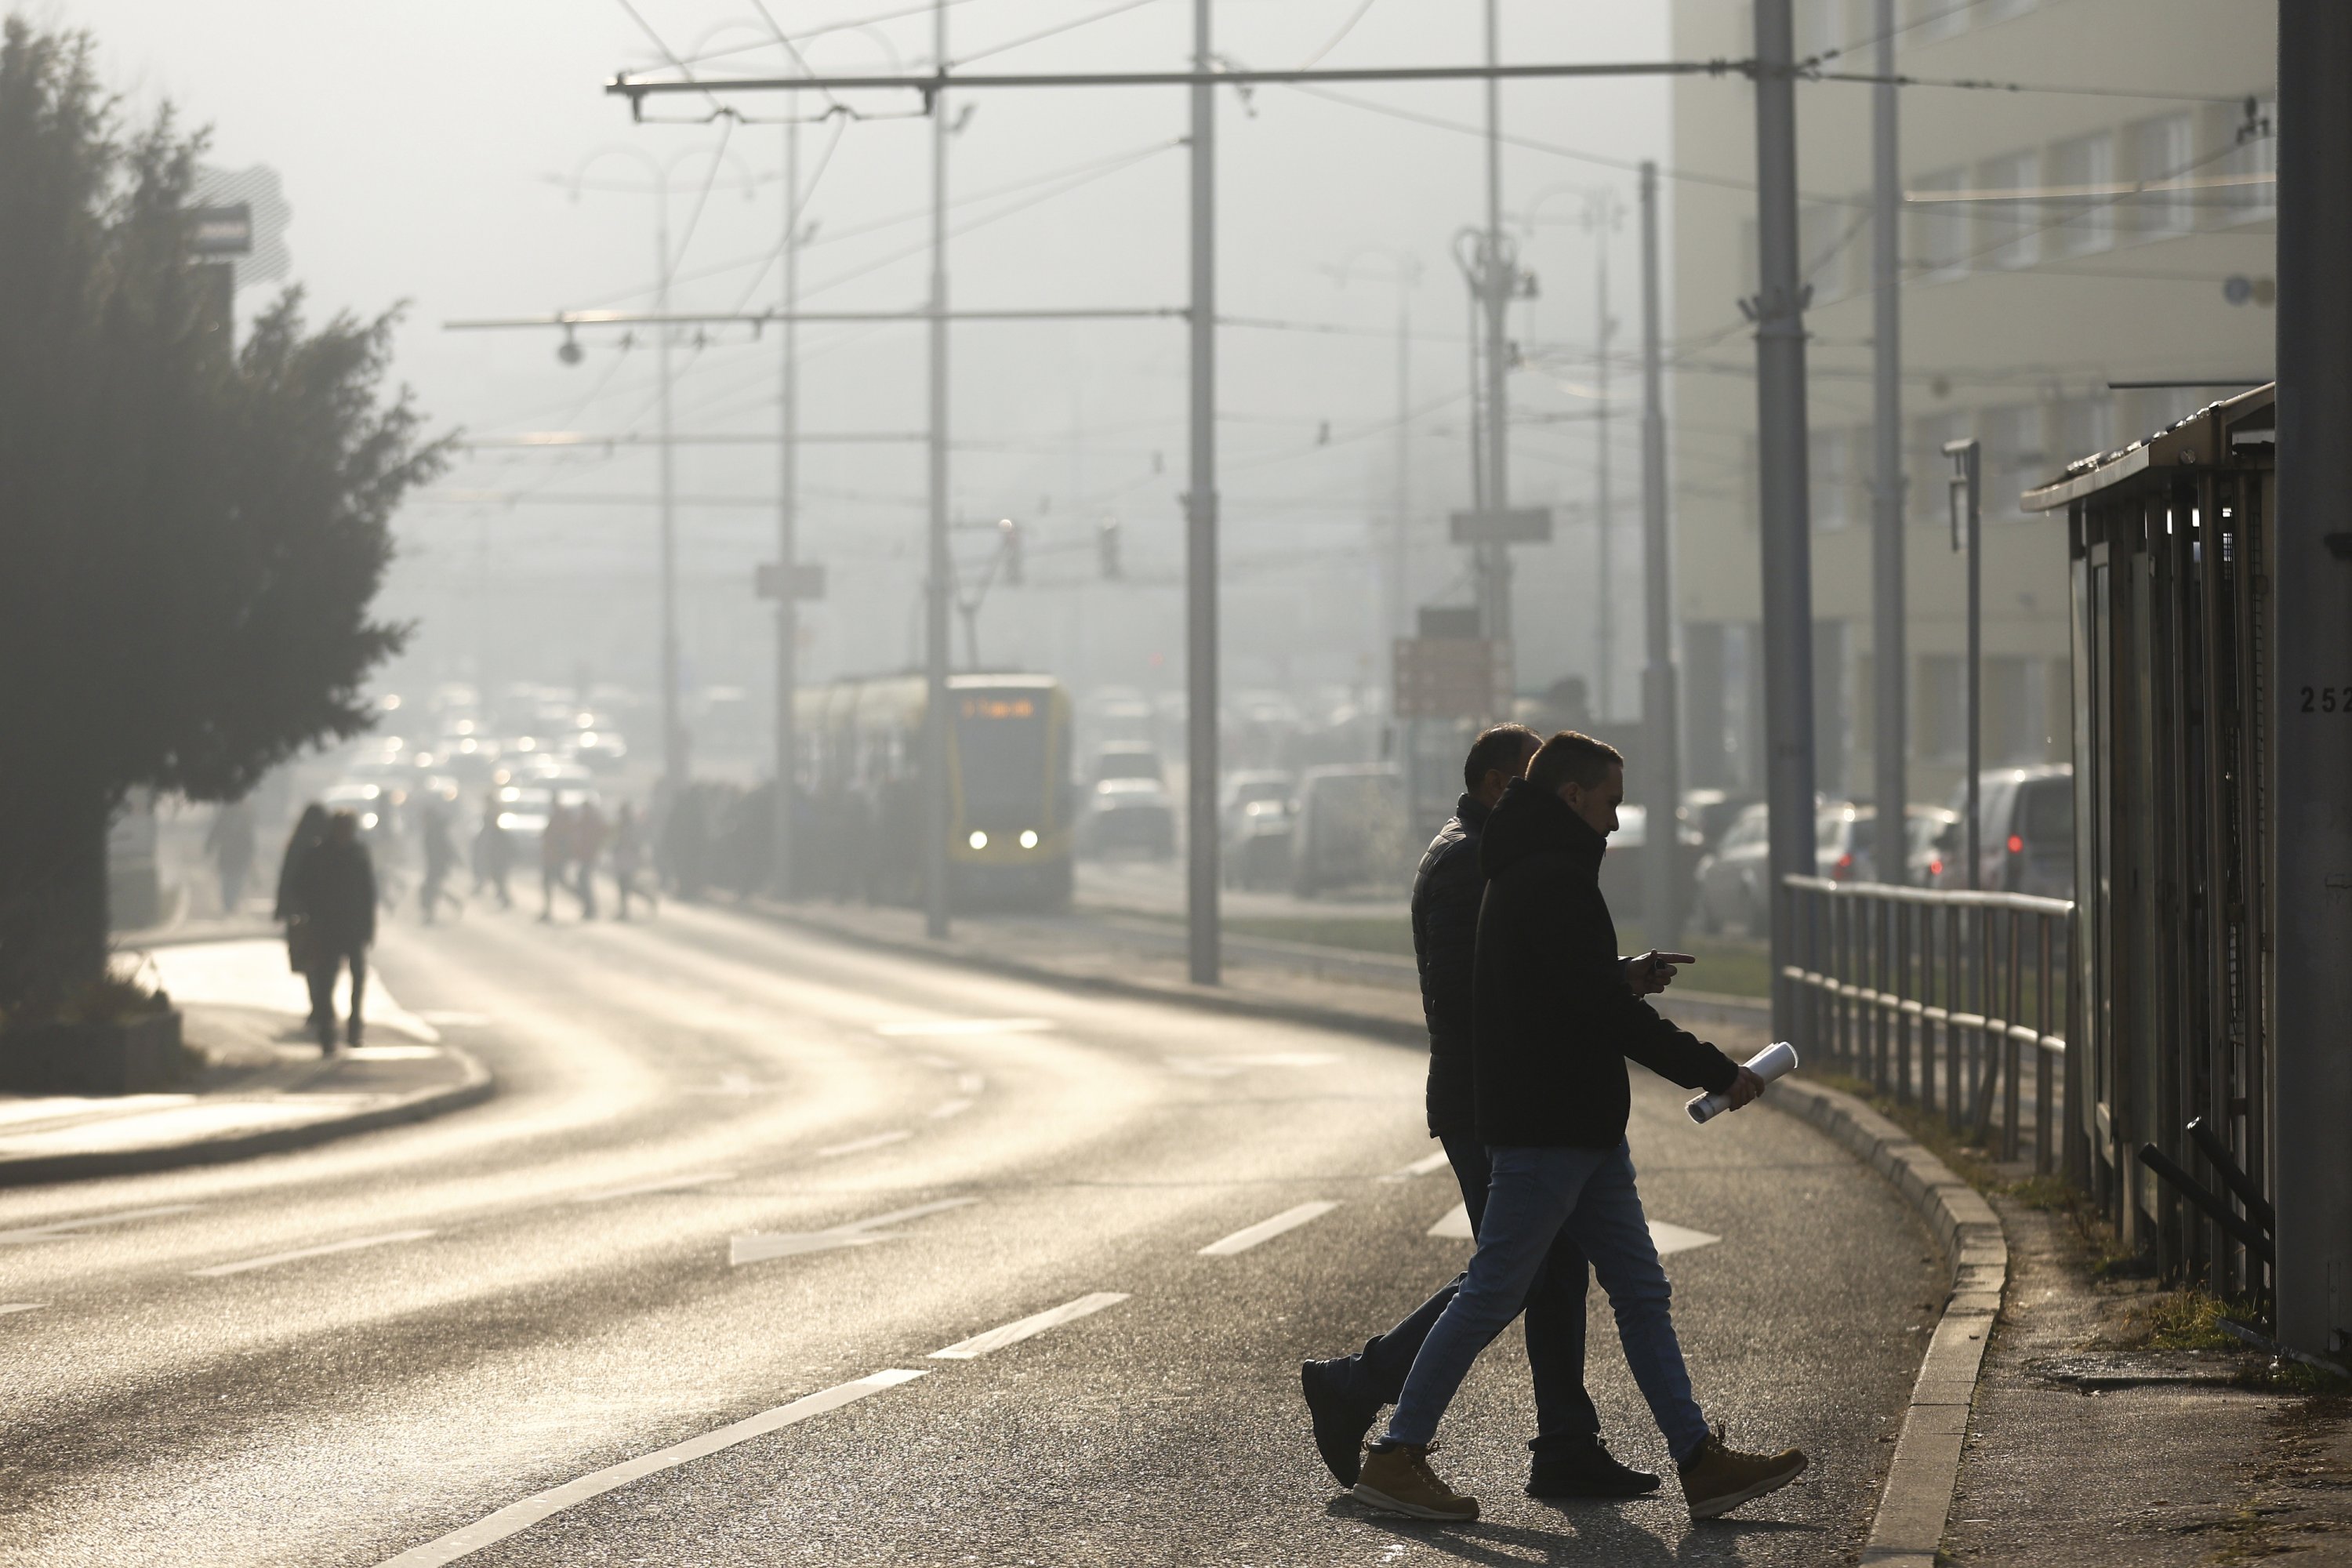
left=1449, top=506, right=1553, bottom=546
left=754, top=562, right=827, bottom=601
left=1393, top=637, right=1508, bottom=720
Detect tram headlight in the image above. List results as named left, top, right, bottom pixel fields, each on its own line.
left=1019, top=829, right=1039, bottom=849
left=968, top=830, right=989, bottom=850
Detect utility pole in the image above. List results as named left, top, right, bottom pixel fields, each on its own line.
left=771, top=110, right=801, bottom=898
left=1185, top=0, right=1220, bottom=985
left=1591, top=188, right=1615, bottom=719
left=1392, top=266, right=1415, bottom=648
left=924, top=0, right=953, bottom=939
left=1750, top=0, right=1818, bottom=1040
left=1870, top=0, right=1906, bottom=884
left=1476, top=0, right=1515, bottom=662
left=2270, top=0, right=2352, bottom=1364
left=1638, top=161, right=1680, bottom=950
left=1944, top=438, right=1982, bottom=891
left=655, top=183, right=684, bottom=796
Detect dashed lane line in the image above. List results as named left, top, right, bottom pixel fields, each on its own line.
left=1379, top=1149, right=1454, bottom=1182
left=928, top=1292, right=1131, bottom=1360
left=575, top=1172, right=737, bottom=1203
left=191, top=1229, right=437, bottom=1278
left=874, top=1018, right=1055, bottom=1038
left=1198, top=1200, right=1342, bottom=1258
left=0, top=1302, right=45, bottom=1316
left=0, top=1203, right=202, bottom=1245
left=1424, top=1202, right=1722, bottom=1256
left=815, top=1130, right=913, bottom=1159
left=927, top=1099, right=975, bottom=1120
left=373, top=1370, right=929, bottom=1568
left=730, top=1196, right=978, bottom=1267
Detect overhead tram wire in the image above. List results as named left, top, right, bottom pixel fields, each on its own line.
left=947, top=0, right=1164, bottom=69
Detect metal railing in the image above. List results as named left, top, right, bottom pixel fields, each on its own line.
left=1780, top=875, right=2075, bottom=1175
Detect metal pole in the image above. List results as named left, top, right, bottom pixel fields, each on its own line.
left=656, top=181, right=684, bottom=793
left=1479, top=0, right=1514, bottom=666
left=771, top=113, right=800, bottom=898
left=2272, top=0, right=2352, bottom=1363
left=1392, top=273, right=1413, bottom=646
left=1751, top=0, right=1819, bottom=1040
left=1639, top=161, right=1680, bottom=950
left=1185, top=0, right=1220, bottom=985
left=924, top=0, right=952, bottom=939
left=1750, top=2, right=1816, bottom=1053
left=1595, top=191, right=1613, bottom=719
left=1871, top=0, right=1907, bottom=887
left=1964, top=442, right=1981, bottom=891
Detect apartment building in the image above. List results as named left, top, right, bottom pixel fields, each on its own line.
left=1668, top=0, right=2276, bottom=804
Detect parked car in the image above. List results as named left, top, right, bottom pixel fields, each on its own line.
left=1219, top=770, right=1294, bottom=844
left=1817, top=802, right=1962, bottom=884
left=1693, top=802, right=1772, bottom=935
left=1081, top=776, right=1176, bottom=859
left=1225, top=798, right=1295, bottom=890
left=1290, top=764, right=1410, bottom=897
left=1935, top=765, right=2074, bottom=896
left=1597, top=804, right=1706, bottom=920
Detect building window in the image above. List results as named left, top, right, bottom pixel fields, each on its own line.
left=1919, top=655, right=1965, bottom=762
left=1802, top=200, right=1852, bottom=303
left=1909, top=168, right=1969, bottom=282
left=1985, top=404, right=2047, bottom=521
left=1978, top=151, right=2041, bottom=270
left=2048, top=130, right=2115, bottom=256
left=2132, top=112, right=2195, bottom=238
left=2053, top=395, right=2117, bottom=470
left=1986, top=656, right=2048, bottom=763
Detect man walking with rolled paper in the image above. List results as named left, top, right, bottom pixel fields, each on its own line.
left=1352, top=731, right=1809, bottom=1523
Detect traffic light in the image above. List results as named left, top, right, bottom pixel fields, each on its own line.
left=1098, top=518, right=1121, bottom=579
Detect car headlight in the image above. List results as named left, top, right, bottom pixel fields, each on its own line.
left=1019, top=829, right=1039, bottom=849
left=968, top=830, right=989, bottom=849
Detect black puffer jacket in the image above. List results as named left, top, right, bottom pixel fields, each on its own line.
left=1411, top=793, right=1489, bottom=1136
left=1472, top=779, right=1737, bottom=1149
left=292, top=838, right=377, bottom=954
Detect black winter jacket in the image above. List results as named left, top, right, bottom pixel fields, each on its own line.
left=292, top=840, right=377, bottom=954
left=1472, top=779, right=1737, bottom=1149
left=1411, top=793, right=1489, bottom=1136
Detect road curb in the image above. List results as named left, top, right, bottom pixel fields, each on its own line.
left=0, top=1046, right=495, bottom=1189
left=1765, top=1080, right=2005, bottom=1568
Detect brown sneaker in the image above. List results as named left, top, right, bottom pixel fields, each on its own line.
left=1678, top=1426, right=1808, bottom=1520
left=1352, top=1442, right=1479, bottom=1522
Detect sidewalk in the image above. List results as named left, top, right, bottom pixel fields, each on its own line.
left=0, top=937, right=491, bottom=1186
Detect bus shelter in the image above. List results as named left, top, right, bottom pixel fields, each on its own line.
left=2023, top=383, right=2276, bottom=1295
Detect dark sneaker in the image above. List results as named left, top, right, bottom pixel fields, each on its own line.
left=1678, top=1426, right=1807, bottom=1520
left=1352, top=1442, right=1479, bottom=1522
left=1300, top=1358, right=1379, bottom=1488
left=1526, top=1434, right=1661, bottom=1498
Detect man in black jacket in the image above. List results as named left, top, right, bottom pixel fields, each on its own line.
left=1301, top=725, right=1682, bottom=1500
left=1353, top=731, right=1807, bottom=1524
left=293, top=811, right=377, bottom=1054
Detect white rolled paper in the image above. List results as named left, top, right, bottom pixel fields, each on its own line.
left=1685, top=1040, right=1800, bottom=1124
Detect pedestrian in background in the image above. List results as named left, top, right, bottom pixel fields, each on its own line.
left=292, top=811, right=376, bottom=1053
left=473, top=789, right=513, bottom=909
left=1303, top=723, right=1684, bottom=1503
left=206, top=799, right=256, bottom=916
left=419, top=799, right=459, bottom=924
left=612, top=801, right=652, bottom=920
left=275, top=803, right=328, bottom=1008
left=572, top=798, right=605, bottom=920
left=539, top=801, right=572, bottom=924
left=1351, top=731, right=1806, bottom=1524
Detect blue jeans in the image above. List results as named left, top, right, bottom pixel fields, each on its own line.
left=1382, top=1142, right=1709, bottom=1464
left=1344, top=1134, right=1600, bottom=1443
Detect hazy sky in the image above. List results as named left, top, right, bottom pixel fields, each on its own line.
left=44, top=0, right=1692, bottom=709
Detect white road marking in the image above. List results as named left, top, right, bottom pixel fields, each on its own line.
left=191, top=1229, right=436, bottom=1278
left=374, top=1370, right=927, bottom=1568
left=927, top=1099, right=974, bottom=1120
left=929, top=1291, right=1130, bottom=1359
left=416, top=1010, right=492, bottom=1027
left=956, top=1072, right=985, bottom=1094
left=875, top=1018, right=1055, bottom=1038
left=816, top=1130, right=912, bottom=1159
left=1650, top=1221, right=1722, bottom=1257
left=0, top=1203, right=201, bottom=1245
left=1199, top=1200, right=1341, bottom=1257
left=0, top=1302, right=46, bottom=1316
left=575, top=1171, right=736, bottom=1204
left=1380, top=1149, right=1454, bottom=1182
left=1422, top=1204, right=1721, bottom=1256
left=730, top=1197, right=976, bottom=1267
left=1165, top=1051, right=1341, bottom=1078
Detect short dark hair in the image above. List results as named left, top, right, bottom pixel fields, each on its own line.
left=1528, top=731, right=1624, bottom=793
left=1462, top=723, right=1541, bottom=790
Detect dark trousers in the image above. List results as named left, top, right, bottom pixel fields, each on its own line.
left=1345, top=1133, right=1599, bottom=1444
left=304, top=948, right=367, bottom=1044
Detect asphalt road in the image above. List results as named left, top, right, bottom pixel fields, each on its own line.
left=0, top=901, right=1938, bottom=1566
